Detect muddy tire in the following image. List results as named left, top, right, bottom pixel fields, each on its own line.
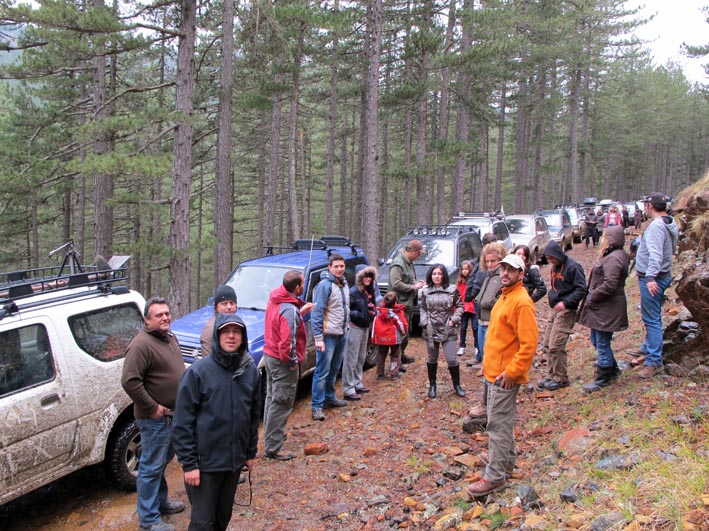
left=364, top=343, right=378, bottom=370
left=105, top=419, right=140, bottom=491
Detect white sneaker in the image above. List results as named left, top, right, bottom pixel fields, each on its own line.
left=457, top=347, right=465, bottom=356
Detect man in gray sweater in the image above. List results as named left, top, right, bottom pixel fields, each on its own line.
left=630, top=193, right=678, bottom=378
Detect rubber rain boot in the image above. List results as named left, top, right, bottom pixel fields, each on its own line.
left=427, top=362, right=437, bottom=398
left=449, top=365, right=466, bottom=397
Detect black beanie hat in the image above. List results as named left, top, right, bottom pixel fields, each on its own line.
left=214, top=285, right=237, bottom=306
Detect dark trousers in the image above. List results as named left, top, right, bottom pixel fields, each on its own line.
left=584, top=226, right=597, bottom=247
left=185, top=470, right=241, bottom=531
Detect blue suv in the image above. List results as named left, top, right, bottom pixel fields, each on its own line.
left=171, top=236, right=369, bottom=380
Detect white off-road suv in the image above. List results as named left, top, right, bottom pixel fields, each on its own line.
left=0, top=250, right=145, bottom=506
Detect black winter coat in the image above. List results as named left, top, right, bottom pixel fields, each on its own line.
left=543, top=241, right=587, bottom=311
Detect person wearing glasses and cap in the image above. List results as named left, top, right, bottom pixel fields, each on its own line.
left=628, top=192, right=678, bottom=379
left=173, top=313, right=261, bottom=531
left=200, top=285, right=238, bottom=358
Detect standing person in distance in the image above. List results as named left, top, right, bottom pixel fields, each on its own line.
left=262, top=270, right=313, bottom=460
left=466, top=254, right=538, bottom=497
left=538, top=241, right=587, bottom=391
left=388, top=239, right=425, bottom=367
left=513, top=245, right=546, bottom=303
left=420, top=264, right=465, bottom=398
left=342, top=265, right=378, bottom=400
left=583, top=208, right=599, bottom=249
left=121, top=297, right=185, bottom=531
left=371, top=291, right=408, bottom=379
left=629, top=192, right=678, bottom=378
left=310, top=253, right=350, bottom=421
left=456, top=260, right=478, bottom=358
left=172, top=313, right=260, bottom=531
left=577, top=226, right=629, bottom=392
left=605, top=205, right=622, bottom=228
left=200, top=285, right=237, bottom=357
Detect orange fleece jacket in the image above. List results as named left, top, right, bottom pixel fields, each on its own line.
left=482, top=280, right=538, bottom=385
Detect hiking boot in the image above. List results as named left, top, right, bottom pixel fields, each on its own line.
left=626, top=349, right=646, bottom=358
left=544, top=380, right=570, bottom=391
left=140, top=521, right=175, bottom=531
left=265, top=451, right=295, bottom=461
left=401, top=354, right=415, bottom=364
left=398, top=365, right=407, bottom=373
left=536, top=377, right=552, bottom=390
left=637, top=364, right=663, bottom=379
left=323, top=398, right=348, bottom=408
left=159, top=500, right=185, bottom=515
left=343, top=393, right=361, bottom=401
left=466, top=478, right=507, bottom=497
left=355, top=386, right=370, bottom=394
left=312, top=408, right=325, bottom=421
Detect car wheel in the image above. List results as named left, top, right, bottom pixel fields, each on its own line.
left=105, top=419, right=140, bottom=491
left=364, top=342, right=378, bottom=370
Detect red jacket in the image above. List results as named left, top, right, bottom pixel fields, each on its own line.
left=456, top=279, right=476, bottom=314
left=263, top=285, right=306, bottom=365
left=371, top=303, right=408, bottom=346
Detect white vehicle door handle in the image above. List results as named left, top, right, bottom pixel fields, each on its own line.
left=40, top=393, right=60, bottom=408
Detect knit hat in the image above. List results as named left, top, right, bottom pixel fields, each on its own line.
left=500, top=254, right=526, bottom=272
left=214, top=285, right=237, bottom=306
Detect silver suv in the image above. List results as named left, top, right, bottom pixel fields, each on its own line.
left=448, top=212, right=514, bottom=251
left=0, top=251, right=145, bottom=506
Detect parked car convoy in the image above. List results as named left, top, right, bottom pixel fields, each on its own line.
left=0, top=252, right=145, bottom=506
left=536, top=208, right=574, bottom=250
left=505, top=214, right=551, bottom=265
left=170, top=236, right=369, bottom=377
left=375, top=226, right=483, bottom=325
left=447, top=212, right=514, bottom=252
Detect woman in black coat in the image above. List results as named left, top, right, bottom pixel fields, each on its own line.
left=577, top=225, right=629, bottom=392
left=513, top=244, right=547, bottom=303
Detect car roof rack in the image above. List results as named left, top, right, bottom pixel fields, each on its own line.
left=407, top=225, right=477, bottom=237
left=452, top=210, right=505, bottom=220
left=0, top=253, right=132, bottom=320
left=264, top=235, right=363, bottom=257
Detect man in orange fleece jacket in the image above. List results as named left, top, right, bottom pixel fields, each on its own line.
left=467, top=254, right=538, bottom=497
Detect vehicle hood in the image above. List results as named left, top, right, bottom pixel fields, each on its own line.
left=171, top=305, right=267, bottom=365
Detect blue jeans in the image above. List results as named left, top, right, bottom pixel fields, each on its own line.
left=476, top=324, right=488, bottom=362
left=136, top=417, right=174, bottom=526
left=639, top=275, right=672, bottom=366
left=311, top=333, right=347, bottom=409
left=590, top=329, right=615, bottom=368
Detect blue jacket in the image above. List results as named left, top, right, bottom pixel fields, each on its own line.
left=172, top=313, right=261, bottom=473
left=311, top=269, right=350, bottom=341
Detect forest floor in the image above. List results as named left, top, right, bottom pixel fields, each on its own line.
left=2, top=238, right=708, bottom=531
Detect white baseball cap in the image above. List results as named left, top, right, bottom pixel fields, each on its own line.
left=500, top=254, right=526, bottom=272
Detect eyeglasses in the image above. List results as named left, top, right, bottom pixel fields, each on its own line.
left=234, top=468, right=253, bottom=507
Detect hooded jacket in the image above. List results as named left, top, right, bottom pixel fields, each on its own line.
left=172, top=313, right=261, bottom=474
left=636, top=214, right=678, bottom=282
left=543, top=241, right=587, bottom=311
left=264, top=284, right=307, bottom=366
left=350, top=266, right=377, bottom=329
left=311, top=269, right=350, bottom=341
left=389, top=249, right=418, bottom=309
left=419, top=284, right=463, bottom=343
left=371, top=303, right=408, bottom=345
left=578, top=226, right=629, bottom=332
left=475, top=267, right=503, bottom=322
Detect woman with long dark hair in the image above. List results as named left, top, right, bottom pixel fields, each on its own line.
left=420, top=264, right=464, bottom=398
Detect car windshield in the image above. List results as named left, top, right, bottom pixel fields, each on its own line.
left=387, top=238, right=455, bottom=266
left=506, top=218, right=533, bottom=235
left=567, top=210, right=579, bottom=224
left=224, top=265, right=296, bottom=311
left=541, top=213, right=561, bottom=230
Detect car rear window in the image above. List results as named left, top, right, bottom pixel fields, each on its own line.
left=69, top=303, right=143, bottom=362
left=0, top=324, right=55, bottom=397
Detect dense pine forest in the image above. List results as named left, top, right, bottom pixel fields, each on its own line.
left=0, top=0, right=707, bottom=316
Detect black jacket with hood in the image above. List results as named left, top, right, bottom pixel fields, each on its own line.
left=543, top=241, right=587, bottom=311
left=172, top=313, right=261, bottom=474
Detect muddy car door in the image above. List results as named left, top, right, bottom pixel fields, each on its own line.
left=0, top=320, right=79, bottom=498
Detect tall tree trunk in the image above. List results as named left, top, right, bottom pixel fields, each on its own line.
left=436, top=0, right=455, bottom=224
left=168, top=0, right=196, bottom=318
left=266, top=73, right=283, bottom=246
left=214, top=0, right=235, bottom=286
left=493, top=85, right=506, bottom=212
left=286, top=22, right=305, bottom=242
left=452, top=0, right=471, bottom=217
left=325, top=0, right=339, bottom=235
left=578, top=67, right=590, bottom=200
left=92, top=0, right=112, bottom=260
left=361, top=0, right=381, bottom=263
left=567, top=66, right=581, bottom=204
left=257, top=111, right=268, bottom=250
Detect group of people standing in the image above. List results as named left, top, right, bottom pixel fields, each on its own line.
left=117, top=193, right=678, bottom=528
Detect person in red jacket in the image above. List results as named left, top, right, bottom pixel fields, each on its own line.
left=371, top=291, right=408, bottom=379
left=456, top=260, right=478, bottom=357
left=262, top=271, right=313, bottom=460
